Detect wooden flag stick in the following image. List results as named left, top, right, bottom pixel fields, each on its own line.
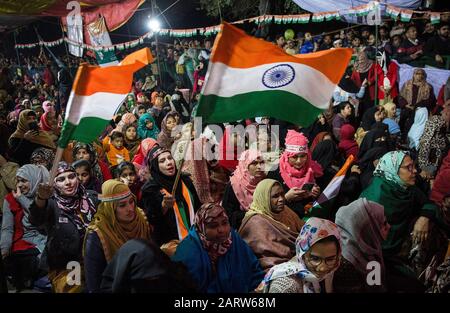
left=171, top=123, right=193, bottom=196
left=49, top=147, right=65, bottom=184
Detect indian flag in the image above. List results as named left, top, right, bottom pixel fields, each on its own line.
left=58, top=48, right=153, bottom=148
left=305, top=155, right=354, bottom=220
left=196, top=22, right=352, bottom=126
left=386, top=6, right=401, bottom=19
left=298, top=14, right=310, bottom=23
left=401, top=10, right=413, bottom=22
left=430, top=13, right=440, bottom=25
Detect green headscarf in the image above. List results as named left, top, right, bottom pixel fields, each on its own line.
left=373, top=151, right=408, bottom=189
left=245, top=179, right=281, bottom=220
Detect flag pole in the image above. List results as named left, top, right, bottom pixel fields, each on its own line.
left=49, top=147, right=65, bottom=183
left=171, top=123, right=193, bottom=195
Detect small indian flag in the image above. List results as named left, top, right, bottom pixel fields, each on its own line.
left=401, top=10, right=413, bottom=22
left=430, top=12, right=441, bottom=25
left=312, top=13, right=324, bottom=22
left=305, top=155, right=355, bottom=220
left=58, top=48, right=153, bottom=148
left=195, top=22, right=352, bottom=126
left=386, top=6, right=400, bottom=19
left=298, top=14, right=310, bottom=23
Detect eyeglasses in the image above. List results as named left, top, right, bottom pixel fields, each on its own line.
left=400, top=163, right=416, bottom=173
left=305, top=253, right=339, bottom=268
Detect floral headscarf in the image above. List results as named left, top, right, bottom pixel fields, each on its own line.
left=195, top=203, right=232, bottom=268
left=30, top=147, right=55, bottom=170
left=262, top=217, right=341, bottom=293
left=53, top=162, right=97, bottom=232
left=373, top=150, right=408, bottom=189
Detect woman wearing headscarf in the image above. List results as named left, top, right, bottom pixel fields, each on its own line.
left=312, top=139, right=342, bottom=189
left=238, top=179, right=304, bottom=272
left=399, top=68, right=435, bottom=140
left=1, top=165, right=48, bottom=290
left=157, top=111, right=181, bottom=150
left=355, top=105, right=386, bottom=146
left=357, top=124, right=390, bottom=160
left=39, top=100, right=60, bottom=140
left=137, top=113, right=159, bottom=140
left=131, top=138, right=158, bottom=182
left=172, top=203, right=265, bottom=293
left=222, top=149, right=266, bottom=230
left=418, top=114, right=449, bottom=178
left=360, top=151, right=439, bottom=292
left=8, top=109, right=55, bottom=166
left=357, top=146, right=388, bottom=189
left=261, top=217, right=341, bottom=293
left=29, top=162, right=98, bottom=293
left=141, top=146, right=200, bottom=248
left=182, top=136, right=228, bottom=204
left=267, top=130, right=323, bottom=219
left=72, top=142, right=112, bottom=185
left=338, top=124, right=359, bottom=161
left=333, top=67, right=367, bottom=108
left=30, top=147, right=55, bottom=170
left=407, top=107, right=429, bottom=150
left=309, top=131, right=333, bottom=154
left=84, top=180, right=152, bottom=293
left=114, top=112, right=137, bottom=134
left=303, top=114, right=332, bottom=145
left=333, top=198, right=390, bottom=292
left=430, top=150, right=450, bottom=207
left=351, top=50, right=382, bottom=117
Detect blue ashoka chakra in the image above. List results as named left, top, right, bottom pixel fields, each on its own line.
left=262, top=64, right=295, bottom=89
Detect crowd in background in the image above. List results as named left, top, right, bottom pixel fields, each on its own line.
left=0, top=16, right=449, bottom=293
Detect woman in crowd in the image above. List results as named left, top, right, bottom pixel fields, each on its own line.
left=39, top=100, right=60, bottom=141
left=334, top=198, right=390, bottom=292
left=182, top=135, right=229, bottom=204
left=430, top=151, right=450, bottom=207
left=72, top=142, right=112, bottom=184
left=238, top=179, right=304, bottom=271
left=172, top=203, right=265, bottom=293
left=29, top=162, right=98, bottom=293
left=261, top=217, right=342, bottom=293
left=309, top=131, right=333, bottom=154
left=357, top=146, right=389, bottom=189
left=132, top=138, right=158, bottom=182
left=72, top=159, right=101, bottom=193
left=1, top=164, right=48, bottom=290
left=267, top=130, right=322, bottom=219
left=418, top=112, right=449, bottom=179
left=8, top=109, right=56, bottom=165
left=222, top=149, right=266, bottom=229
left=84, top=180, right=152, bottom=293
left=137, top=113, right=159, bottom=140
left=338, top=124, right=359, bottom=161
left=382, top=102, right=401, bottom=139
left=30, top=147, right=55, bottom=170
left=122, top=124, right=141, bottom=159
left=114, top=161, right=143, bottom=202
left=360, top=151, right=438, bottom=292
left=157, top=111, right=181, bottom=150
left=398, top=68, right=435, bottom=140
left=407, top=107, right=429, bottom=151
left=357, top=124, right=390, bottom=160
left=141, top=146, right=200, bottom=248
left=312, top=138, right=342, bottom=189
left=355, top=105, right=386, bottom=146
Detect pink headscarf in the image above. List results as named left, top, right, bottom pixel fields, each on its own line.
left=279, top=130, right=323, bottom=189
left=132, top=138, right=158, bottom=170
left=230, top=149, right=265, bottom=211
left=42, top=101, right=55, bottom=114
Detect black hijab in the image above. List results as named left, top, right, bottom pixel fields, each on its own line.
left=358, top=146, right=389, bottom=189
left=312, top=139, right=338, bottom=170
left=358, top=124, right=390, bottom=160
left=360, top=106, right=379, bottom=131
left=338, top=68, right=360, bottom=94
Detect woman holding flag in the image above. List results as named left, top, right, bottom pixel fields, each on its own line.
left=140, top=145, right=200, bottom=252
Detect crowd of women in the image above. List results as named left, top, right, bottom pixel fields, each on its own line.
left=0, top=18, right=449, bottom=294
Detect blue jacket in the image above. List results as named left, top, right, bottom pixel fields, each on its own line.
left=172, top=227, right=264, bottom=293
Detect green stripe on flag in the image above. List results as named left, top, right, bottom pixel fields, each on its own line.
left=58, top=117, right=111, bottom=148
left=196, top=90, right=323, bottom=127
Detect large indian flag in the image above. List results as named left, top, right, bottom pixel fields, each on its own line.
left=196, top=22, right=352, bottom=126
left=58, top=48, right=153, bottom=148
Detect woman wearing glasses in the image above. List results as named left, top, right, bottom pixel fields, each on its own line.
left=261, top=217, right=341, bottom=293
left=361, top=151, right=439, bottom=292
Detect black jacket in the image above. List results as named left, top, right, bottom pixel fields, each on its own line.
left=221, top=182, right=245, bottom=230
left=140, top=175, right=200, bottom=246
left=424, top=34, right=450, bottom=58
left=29, top=191, right=98, bottom=271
